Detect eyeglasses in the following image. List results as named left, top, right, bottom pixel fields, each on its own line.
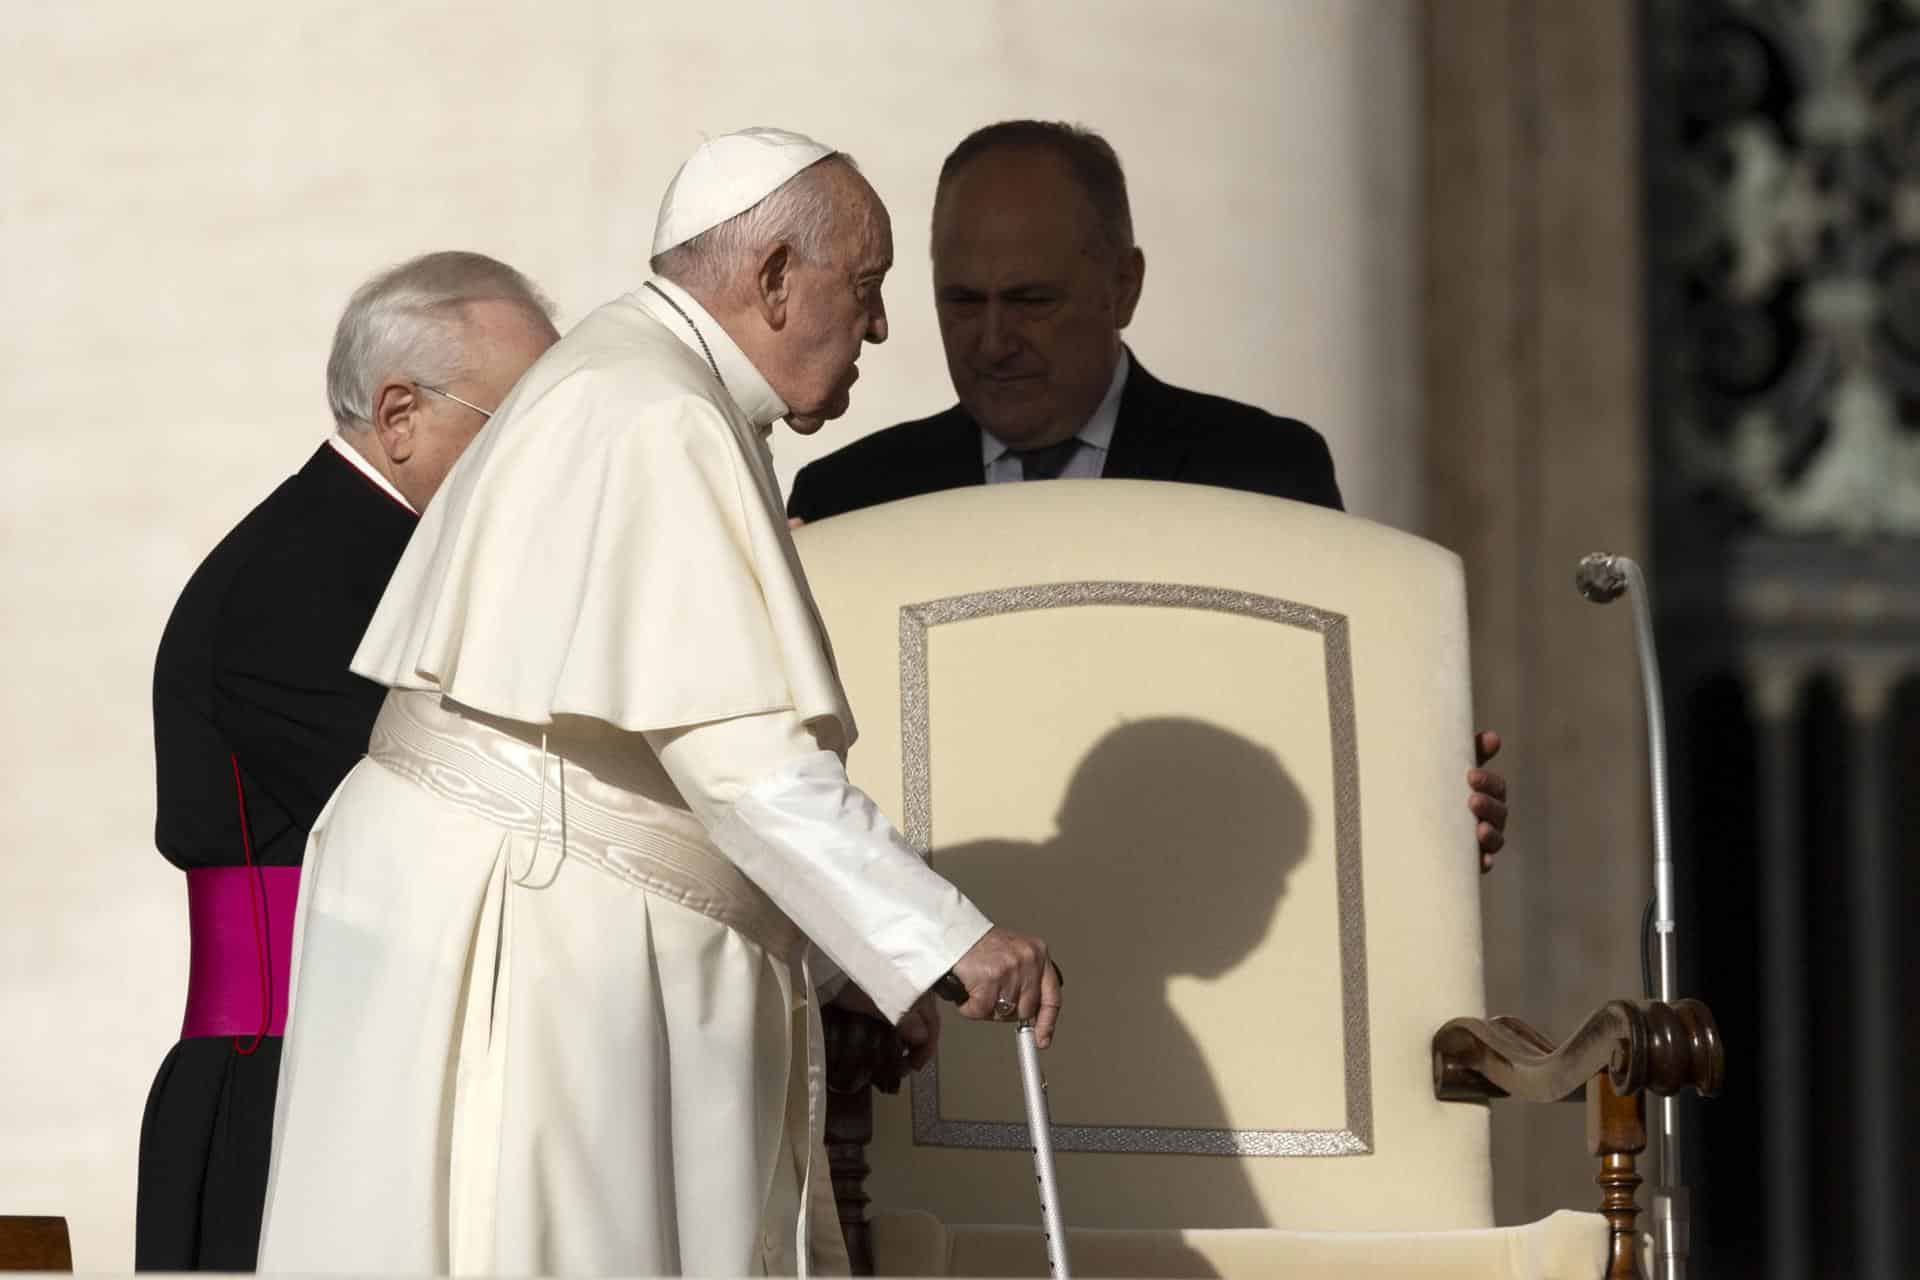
left=416, top=383, right=492, bottom=419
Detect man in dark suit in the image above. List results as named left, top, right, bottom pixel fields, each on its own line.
left=137, top=251, right=558, bottom=1271
left=790, top=120, right=1506, bottom=861
left=788, top=119, right=1343, bottom=519
left=787, top=350, right=1343, bottom=519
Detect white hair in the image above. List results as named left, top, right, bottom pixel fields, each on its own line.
left=650, top=154, right=863, bottom=295
left=326, top=250, right=556, bottom=429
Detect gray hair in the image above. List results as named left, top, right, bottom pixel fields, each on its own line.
left=327, top=250, right=556, bottom=429
left=938, top=120, right=1134, bottom=254
left=650, top=154, right=861, bottom=295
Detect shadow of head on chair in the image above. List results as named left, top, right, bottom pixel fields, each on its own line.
left=936, top=716, right=1311, bottom=1228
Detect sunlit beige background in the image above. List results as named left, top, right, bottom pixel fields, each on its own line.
left=0, top=1, right=1422, bottom=1267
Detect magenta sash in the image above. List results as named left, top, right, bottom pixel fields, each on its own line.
left=181, top=866, right=299, bottom=1040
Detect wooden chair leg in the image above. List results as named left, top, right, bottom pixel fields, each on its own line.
left=0, top=1217, right=72, bottom=1273
left=827, top=1083, right=877, bottom=1276
left=1586, top=1072, right=1647, bottom=1280
left=825, top=1004, right=906, bottom=1277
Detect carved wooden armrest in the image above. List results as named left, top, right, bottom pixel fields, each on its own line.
left=825, top=1004, right=908, bottom=1097
left=1433, top=997, right=1723, bottom=1104
left=1433, top=998, right=1724, bottom=1280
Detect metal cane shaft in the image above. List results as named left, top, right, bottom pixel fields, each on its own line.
left=1017, top=1024, right=1071, bottom=1278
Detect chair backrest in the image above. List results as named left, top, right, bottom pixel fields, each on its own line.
left=794, top=480, right=1492, bottom=1232
left=0, top=1217, right=72, bottom=1272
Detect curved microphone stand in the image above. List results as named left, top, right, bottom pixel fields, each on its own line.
left=1575, top=552, right=1687, bottom=1280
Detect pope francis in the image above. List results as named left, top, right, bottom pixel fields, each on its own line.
left=256, top=128, right=1061, bottom=1277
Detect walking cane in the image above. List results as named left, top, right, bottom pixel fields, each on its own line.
left=935, top=972, right=1073, bottom=1278
left=1016, top=1020, right=1072, bottom=1278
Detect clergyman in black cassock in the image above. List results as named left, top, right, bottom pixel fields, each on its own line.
left=135, top=249, right=556, bottom=1270
left=138, top=442, right=416, bottom=1270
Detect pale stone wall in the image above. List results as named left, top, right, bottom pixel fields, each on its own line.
left=1422, top=0, right=1652, bottom=1229
left=0, top=1, right=1418, bottom=1266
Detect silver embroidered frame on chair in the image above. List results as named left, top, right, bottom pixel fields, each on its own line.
left=898, top=581, right=1371, bottom=1157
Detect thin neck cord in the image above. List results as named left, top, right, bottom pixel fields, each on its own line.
left=643, top=282, right=727, bottom=392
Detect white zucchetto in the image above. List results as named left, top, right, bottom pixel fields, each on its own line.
left=651, top=126, right=837, bottom=257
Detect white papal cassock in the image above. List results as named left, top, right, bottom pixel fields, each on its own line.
left=257, top=278, right=992, bottom=1276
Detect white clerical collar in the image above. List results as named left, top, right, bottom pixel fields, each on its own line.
left=980, top=347, right=1130, bottom=467
left=327, top=432, right=418, bottom=514
left=634, top=276, right=789, bottom=433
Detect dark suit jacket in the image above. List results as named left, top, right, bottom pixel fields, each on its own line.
left=787, top=354, right=1343, bottom=522
left=140, top=442, right=417, bottom=1272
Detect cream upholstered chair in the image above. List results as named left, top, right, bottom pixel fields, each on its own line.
left=794, top=480, right=1714, bottom=1279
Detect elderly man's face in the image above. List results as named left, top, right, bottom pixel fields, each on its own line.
left=381, top=299, right=558, bottom=509
left=779, top=168, right=893, bottom=434
left=932, top=147, right=1143, bottom=451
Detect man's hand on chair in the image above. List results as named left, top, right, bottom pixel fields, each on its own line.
left=1470, top=729, right=1508, bottom=873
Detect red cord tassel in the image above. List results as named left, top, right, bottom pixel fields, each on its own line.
left=229, top=752, right=271, bottom=1056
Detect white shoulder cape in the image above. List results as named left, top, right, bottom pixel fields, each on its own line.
left=352, top=292, right=856, bottom=751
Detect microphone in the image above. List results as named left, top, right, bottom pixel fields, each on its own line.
left=1574, top=552, right=1629, bottom=603
left=1576, top=551, right=1688, bottom=1280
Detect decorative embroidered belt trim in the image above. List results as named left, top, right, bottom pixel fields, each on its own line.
left=182, top=865, right=299, bottom=1040
left=367, top=691, right=803, bottom=959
